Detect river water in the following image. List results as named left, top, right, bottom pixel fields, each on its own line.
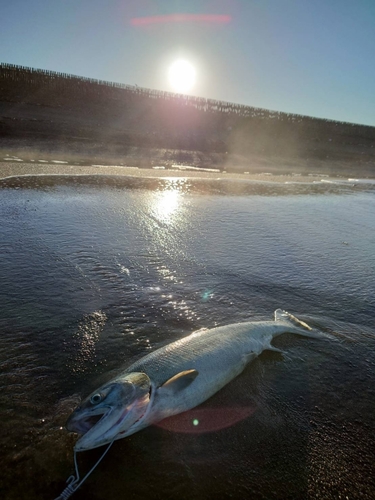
left=0, top=174, right=375, bottom=499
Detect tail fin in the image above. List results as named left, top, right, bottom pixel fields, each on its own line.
left=274, top=309, right=326, bottom=339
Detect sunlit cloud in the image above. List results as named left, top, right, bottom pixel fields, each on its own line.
left=131, top=14, right=231, bottom=26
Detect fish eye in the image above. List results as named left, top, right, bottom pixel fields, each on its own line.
left=90, top=393, right=102, bottom=405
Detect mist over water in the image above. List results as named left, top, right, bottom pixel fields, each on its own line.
left=1, top=177, right=375, bottom=499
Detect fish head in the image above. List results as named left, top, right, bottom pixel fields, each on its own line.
left=66, top=372, right=152, bottom=451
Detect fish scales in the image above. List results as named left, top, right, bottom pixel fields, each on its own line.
left=66, top=310, right=325, bottom=451
left=124, top=322, right=275, bottom=386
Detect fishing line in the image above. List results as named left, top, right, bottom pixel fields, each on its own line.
left=55, top=440, right=114, bottom=500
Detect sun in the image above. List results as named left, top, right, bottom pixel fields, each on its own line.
left=168, top=59, right=196, bottom=93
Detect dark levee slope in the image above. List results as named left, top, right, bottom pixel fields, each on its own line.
left=1, top=63, right=375, bottom=177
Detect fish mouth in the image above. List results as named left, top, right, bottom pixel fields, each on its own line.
left=66, top=374, right=153, bottom=451
left=70, top=394, right=150, bottom=450
left=66, top=407, right=110, bottom=435
left=74, top=414, right=102, bottom=434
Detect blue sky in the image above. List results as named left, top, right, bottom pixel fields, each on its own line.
left=1, top=0, right=374, bottom=126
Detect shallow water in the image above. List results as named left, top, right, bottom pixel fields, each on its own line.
left=1, top=176, right=375, bottom=499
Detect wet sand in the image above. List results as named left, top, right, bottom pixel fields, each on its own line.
left=0, top=160, right=359, bottom=184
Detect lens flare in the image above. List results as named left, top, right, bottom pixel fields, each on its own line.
left=131, top=14, right=231, bottom=26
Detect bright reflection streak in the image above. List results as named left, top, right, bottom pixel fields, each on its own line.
left=71, top=311, right=107, bottom=373
left=151, top=178, right=188, bottom=224
left=154, top=190, right=180, bottom=222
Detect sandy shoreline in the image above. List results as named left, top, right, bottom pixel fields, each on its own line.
left=0, top=161, right=364, bottom=184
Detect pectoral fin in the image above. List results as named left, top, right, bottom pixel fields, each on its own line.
left=242, top=352, right=257, bottom=364
left=265, top=346, right=285, bottom=354
left=159, top=369, right=199, bottom=394
left=265, top=344, right=292, bottom=361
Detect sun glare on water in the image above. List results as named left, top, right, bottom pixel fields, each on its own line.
left=168, top=60, right=196, bottom=93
